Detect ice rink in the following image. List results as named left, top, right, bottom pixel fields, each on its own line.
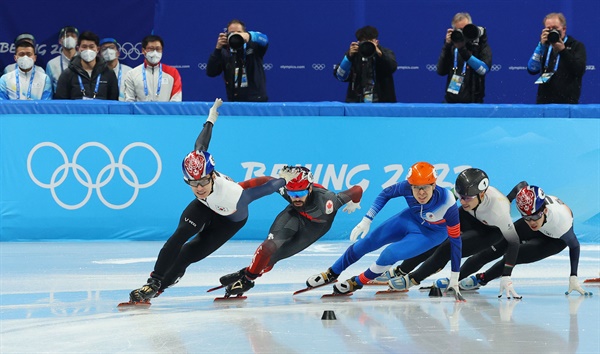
left=1, top=241, right=599, bottom=354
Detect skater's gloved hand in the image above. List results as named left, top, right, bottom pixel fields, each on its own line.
left=278, top=166, right=298, bottom=183
left=343, top=201, right=361, bottom=214
left=446, top=271, right=466, bottom=302
left=498, top=276, right=522, bottom=299
left=207, top=98, right=223, bottom=124
left=566, top=275, right=592, bottom=296
left=350, top=217, right=371, bottom=241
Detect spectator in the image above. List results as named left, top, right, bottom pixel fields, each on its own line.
left=436, top=13, right=492, bottom=103
left=527, top=12, right=586, bottom=104
left=206, top=19, right=269, bottom=102
left=3, top=33, right=45, bottom=74
left=99, top=38, right=132, bottom=101
left=54, top=31, right=119, bottom=100
left=0, top=39, right=52, bottom=100
left=46, top=26, right=79, bottom=93
left=334, top=25, right=397, bottom=103
left=123, top=34, right=182, bottom=102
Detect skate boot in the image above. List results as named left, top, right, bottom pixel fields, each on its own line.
left=388, top=274, right=415, bottom=291
left=226, top=276, right=254, bottom=296
left=306, top=267, right=339, bottom=288
left=220, top=268, right=247, bottom=286
left=372, top=265, right=406, bottom=283
left=333, top=276, right=363, bottom=294
left=129, top=277, right=162, bottom=303
left=459, top=273, right=486, bottom=291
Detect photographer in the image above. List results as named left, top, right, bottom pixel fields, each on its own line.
left=527, top=13, right=586, bottom=104
left=436, top=13, right=492, bottom=103
left=206, top=19, right=269, bottom=102
left=334, top=25, right=397, bottom=103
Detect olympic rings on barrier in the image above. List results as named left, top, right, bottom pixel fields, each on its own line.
left=27, top=142, right=162, bottom=210
left=120, top=42, right=143, bottom=61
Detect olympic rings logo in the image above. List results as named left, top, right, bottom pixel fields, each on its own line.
left=198, top=63, right=207, bottom=70
left=426, top=64, right=437, bottom=72
left=120, top=42, right=143, bottom=61
left=490, top=64, right=502, bottom=71
left=27, top=142, right=162, bottom=210
left=263, top=63, right=273, bottom=70
left=312, top=64, right=326, bottom=71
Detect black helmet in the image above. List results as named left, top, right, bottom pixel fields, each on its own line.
left=455, top=168, right=489, bottom=196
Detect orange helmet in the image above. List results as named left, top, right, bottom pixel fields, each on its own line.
left=407, top=162, right=437, bottom=185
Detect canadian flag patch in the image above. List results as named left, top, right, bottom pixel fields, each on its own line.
left=325, top=200, right=334, bottom=214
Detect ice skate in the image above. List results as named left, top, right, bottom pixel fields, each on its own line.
left=370, top=265, right=405, bottom=284
left=333, top=276, right=363, bottom=294
left=459, top=275, right=481, bottom=291
left=225, top=276, right=255, bottom=297
left=306, top=267, right=339, bottom=288
left=220, top=268, right=247, bottom=286
left=388, top=274, right=414, bottom=291
left=129, top=277, right=161, bottom=302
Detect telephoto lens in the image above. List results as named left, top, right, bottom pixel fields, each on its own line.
left=547, top=29, right=561, bottom=44
left=227, top=33, right=244, bottom=50
left=450, top=29, right=464, bottom=43
left=358, top=41, right=376, bottom=58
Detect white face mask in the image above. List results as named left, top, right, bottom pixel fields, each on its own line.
left=63, top=36, right=77, bottom=49
left=102, top=48, right=117, bottom=62
left=17, top=56, right=34, bottom=70
left=145, top=50, right=162, bottom=65
left=80, top=49, right=97, bottom=63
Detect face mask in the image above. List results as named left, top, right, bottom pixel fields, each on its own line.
left=17, top=56, right=34, bottom=70
left=102, top=48, right=117, bottom=62
left=80, top=49, right=97, bottom=63
left=145, top=50, right=162, bottom=65
left=63, top=37, right=76, bottom=49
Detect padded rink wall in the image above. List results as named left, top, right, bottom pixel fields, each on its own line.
left=0, top=102, right=599, bottom=243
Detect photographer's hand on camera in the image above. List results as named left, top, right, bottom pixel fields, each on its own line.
left=216, top=32, right=228, bottom=49
left=540, top=28, right=565, bottom=52
left=348, top=41, right=359, bottom=57
left=445, top=28, right=453, bottom=45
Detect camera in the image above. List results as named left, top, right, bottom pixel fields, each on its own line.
left=451, top=23, right=484, bottom=43
left=227, top=32, right=244, bottom=51
left=358, top=41, right=376, bottom=58
left=547, top=29, right=561, bottom=44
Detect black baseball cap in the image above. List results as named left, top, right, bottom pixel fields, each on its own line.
left=59, top=26, right=79, bottom=39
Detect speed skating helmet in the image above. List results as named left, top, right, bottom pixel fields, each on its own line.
left=515, top=185, right=546, bottom=216
left=286, top=167, right=314, bottom=191
left=455, top=168, right=489, bottom=196
left=406, top=162, right=437, bottom=185
left=182, top=150, right=215, bottom=182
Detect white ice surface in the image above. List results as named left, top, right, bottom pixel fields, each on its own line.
left=1, top=241, right=599, bottom=354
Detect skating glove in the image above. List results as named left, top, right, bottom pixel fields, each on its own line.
left=498, top=276, right=522, bottom=299
left=566, top=275, right=592, bottom=296
left=342, top=201, right=361, bottom=214
left=446, top=271, right=465, bottom=302
left=278, top=166, right=298, bottom=183
left=206, top=98, right=223, bottom=124
left=350, top=217, right=371, bottom=241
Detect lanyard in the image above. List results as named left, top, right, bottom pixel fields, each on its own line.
left=15, top=67, right=36, bottom=100
left=453, top=48, right=467, bottom=75
left=231, top=45, right=246, bottom=88
left=142, top=63, right=162, bottom=99
left=117, top=63, right=122, bottom=89
left=543, top=35, right=567, bottom=73
left=78, top=74, right=101, bottom=99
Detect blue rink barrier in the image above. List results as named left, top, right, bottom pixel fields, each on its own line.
left=1, top=102, right=599, bottom=243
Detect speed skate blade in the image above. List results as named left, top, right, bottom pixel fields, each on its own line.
left=117, top=300, right=151, bottom=309
left=321, top=292, right=353, bottom=298
left=214, top=295, right=247, bottom=301
left=293, top=280, right=338, bottom=295
left=375, top=289, right=408, bottom=295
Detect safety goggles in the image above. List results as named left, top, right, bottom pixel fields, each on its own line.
left=411, top=184, right=434, bottom=191
left=523, top=210, right=544, bottom=222
left=287, top=189, right=309, bottom=198
left=186, top=176, right=212, bottom=187
left=458, top=194, right=477, bottom=202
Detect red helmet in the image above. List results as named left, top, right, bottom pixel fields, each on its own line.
left=406, top=162, right=437, bottom=185
left=182, top=150, right=215, bottom=181
left=286, top=167, right=314, bottom=191
left=516, top=185, right=546, bottom=216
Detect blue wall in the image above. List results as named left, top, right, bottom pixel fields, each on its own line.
left=1, top=102, right=599, bottom=243
left=0, top=0, right=598, bottom=103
